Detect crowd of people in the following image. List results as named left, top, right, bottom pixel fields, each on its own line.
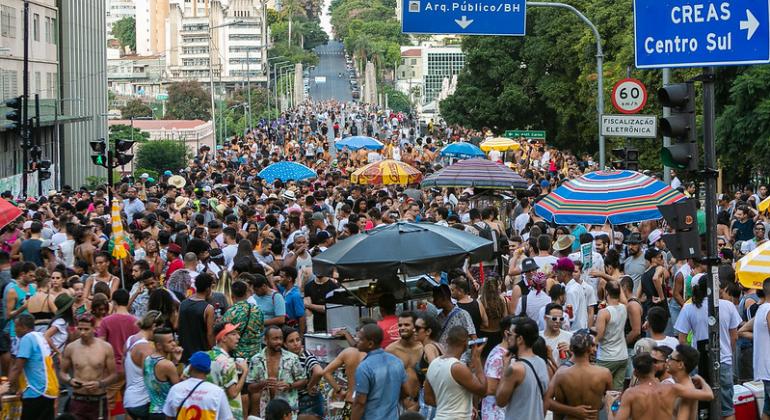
left=0, top=99, right=767, bottom=420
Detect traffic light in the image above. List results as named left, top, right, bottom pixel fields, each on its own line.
left=658, top=199, right=702, bottom=260
left=659, top=82, right=698, bottom=171
left=114, top=139, right=135, bottom=166
left=90, top=138, right=107, bottom=167
left=4, top=96, right=23, bottom=130
left=38, top=160, right=51, bottom=181
left=611, top=147, right=640, bottom=171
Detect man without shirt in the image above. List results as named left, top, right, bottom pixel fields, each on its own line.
left=385, top=311, right=423, bottom=411
left=545, top=331, right=612, bottom=420
left=650, top=345, right=674, bottom=384
left=666, top=344, right=702, bottom=420
left=606, top=352, right=713, bottom=420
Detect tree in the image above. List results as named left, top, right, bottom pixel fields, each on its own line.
left=120, top=99, right=153, bottom=119
left=165, top=81, right=211, bottom=120
left=108, top=124, right=150, bottom=147
left=135, top=140, right=189, bottom=175
left=112, top=17, right=136, bottom=52
left=382, top=86, right=411, bottom=113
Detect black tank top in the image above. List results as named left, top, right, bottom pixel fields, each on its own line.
left=624, top=297, right=641, bottom=347
left=457, top=299, right=482, bottom=334
left=178, top=298, right=209, bottom=363
left=415, top=343, right=443, bottom=384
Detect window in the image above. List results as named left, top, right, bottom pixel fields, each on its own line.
left=46, top=73, right=53, bottom=98
left=32, top=13, right=39, bottom=41
left=1, top=70, right=18, bottom=98
left=51, top=17, right=57, bottom=44
left=35, top=72, right=40, bottom=94
left=1, top=5, right=16, bottom=38
left=44, top=16, right=51, bottom=43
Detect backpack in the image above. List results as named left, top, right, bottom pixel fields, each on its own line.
left=472, top=222, right=508, bottom=256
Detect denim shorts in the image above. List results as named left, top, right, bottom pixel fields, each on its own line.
left=764, top=380, right=770, bottom=416
left=298, top=392, right=324, bottom=417
left=719, top=363, right=734, bottom=417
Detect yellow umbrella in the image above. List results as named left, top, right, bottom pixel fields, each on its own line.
left=480, top=137, right=521, bottom=152
left=350, top=159, right=422, bottom=186
left=736, top=240, right=770, bottom=289
left=110, top=199, right=129, bottom=260
left=759, top=196, right=770, bottom=213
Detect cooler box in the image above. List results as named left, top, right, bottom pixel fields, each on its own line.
left=743, top=381, right=766, bottom=419
left=734, top=384, right=758, bottom=420
left=305, top=333, right=349, bottom=363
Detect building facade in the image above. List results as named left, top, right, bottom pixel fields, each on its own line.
left=107, top=52, right=166, bottom=98
left=422, top=46, right=464, bottom=105
left=166, top=0, right=265, bottom=86
left=136, top=0, right=169, bottom=56
left=106, top=0, right=136, bottom=39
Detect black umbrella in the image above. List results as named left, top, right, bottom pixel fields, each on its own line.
left=313, top=222, right=494, bottom=279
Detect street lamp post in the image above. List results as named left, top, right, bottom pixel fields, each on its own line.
left=282, top=68, right=296, bottom=110
left=208, top=20, right=244, bottom=155
left=275, top=62, right=293, bottom=112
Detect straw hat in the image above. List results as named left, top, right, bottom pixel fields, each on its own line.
left=175, top=196, right=190, bottom=209
left=168, top=175, right=186, bottom=189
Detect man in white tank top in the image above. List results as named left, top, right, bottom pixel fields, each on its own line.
left=424, top=325, right=487, bottom=420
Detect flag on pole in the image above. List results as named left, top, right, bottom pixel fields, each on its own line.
left=110, top=199, right=129, bottom=260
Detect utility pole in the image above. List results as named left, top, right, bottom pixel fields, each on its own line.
left=701, top=67, right=720, bottom=420
left=21, top=0, right=30, bottom=198
left=662, top=68, right=672, bottom=184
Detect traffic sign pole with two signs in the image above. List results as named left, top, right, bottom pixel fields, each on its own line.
left=401, top=0, right=526, bottom=35
left=634, top=0, right=770, bottom=68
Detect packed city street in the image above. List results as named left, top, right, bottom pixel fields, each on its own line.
left=1, top=0, right=770, bottom=420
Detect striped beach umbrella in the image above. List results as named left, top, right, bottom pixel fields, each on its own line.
left=534, top=170, right=686, bottom=225
left=421, top=159, right=528, bottom=190
left=736, top=241, right=770, bottom=289
left=480, top=137, right=521, bottom=152
left=350, top=160, right=422, bottom=186
left=110, top=199, right=129, bottom=260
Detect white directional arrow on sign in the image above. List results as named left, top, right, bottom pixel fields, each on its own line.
left=454, top=16, right=473, bottom=29
left=741, top=9, right=760, bottom=40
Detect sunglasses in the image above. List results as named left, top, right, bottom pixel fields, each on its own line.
left=414, top=325, right=426, bottom=331
left=549, top=316, right=565, bottom=322
left=667, top=355, right=682, bottom=362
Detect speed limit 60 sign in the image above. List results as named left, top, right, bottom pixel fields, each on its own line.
left=611, top=78, right=647, bottom=114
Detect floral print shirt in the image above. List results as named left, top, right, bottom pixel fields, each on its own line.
left=221, top=300, right=264, bottom=359
left=247, top=348, right=306, bottom=417
left=481, top=344, right=507, bottom=420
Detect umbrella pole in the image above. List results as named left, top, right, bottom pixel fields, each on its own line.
left=339, top=281, right=368, bottom=307
left=119, top=258, right=125, bottom=289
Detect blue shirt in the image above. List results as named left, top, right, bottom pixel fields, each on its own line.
left=251, top=291, right=286, bottom=320
left=354, top=349, right=406, bottom=419
left=16, top=333, right=46, bottom=399
left=279, top=285, right=304, bottom=321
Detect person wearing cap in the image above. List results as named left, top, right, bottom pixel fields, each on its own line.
left=59, top=313, right=118, bottom=419
left=594, top=280, right=628, bottom=391
left=163, top=351, right=233, bottom=420
left=544, top=330, right=612, bottom=419
left=187, top=322, right=248, bottom=419
left=622, top=232, right=646, bottom=293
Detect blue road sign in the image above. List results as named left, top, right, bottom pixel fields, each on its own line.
left=401, top=0, right=526, bottom=36
left=634, top=0, right=770, bottom=68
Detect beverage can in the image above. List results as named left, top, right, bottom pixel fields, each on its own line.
left=566, top=304, right=574, bottom=318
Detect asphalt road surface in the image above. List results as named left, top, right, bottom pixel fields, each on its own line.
left=309, top=41, right=353, bottom=102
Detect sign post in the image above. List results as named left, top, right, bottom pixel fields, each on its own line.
left=611, top=78, right=648, bottom=114
left=503, top=129, right=546, bottom=140
left=401, top=0, right=526, bottom=35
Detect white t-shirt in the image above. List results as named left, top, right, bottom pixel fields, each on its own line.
left=654, top=336, right=680, bottom=351
left=514, top=213, right=530, bottom=235
left=674, top=299, right=740, bottom=363
left=515, top=289, right=551, bottom=320
left=565, top=279, right=589, bottom=331
left=488, top=149, right=501, bottom=162
left=541, top=329, right=573, bottom=365
left=221, top=244, right=238, bottom=267
left=533, top=255, right=558, bottom=276
left=162, top=378, right=233, bottom=420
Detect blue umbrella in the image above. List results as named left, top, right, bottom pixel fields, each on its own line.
left=335, top=136, right=384, bottom=151
left=439, top=142, right=486, bottom=159
left=258, top=161, right=317, bottom=183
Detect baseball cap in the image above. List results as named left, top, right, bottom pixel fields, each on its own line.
left=140, top=173, right=149, bottom=179
left=648, top=229, right=662, bottom=245
left=188, top=351, right=212, bottom=374
left=214, top=323, right=241, bottom=342
left=520, top=258, right=539, bottom=273
left=311, top=212, right=325, bottom=221
left=553, top=257, right=575, bottom=272
left=316, top=231, right=331, bottom=242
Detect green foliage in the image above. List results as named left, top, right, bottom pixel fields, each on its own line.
left=135, top=141, right=189, bottom=176
left=382, top=86, right=411, bottom=113
left=108, top=124, right=150, bottom=148
left=271, top=16, right=328, bottom=50
left=85, top=176, right=106, bottom=191
left=269, top=44, right=319, bottom=67
left=165, top=81, right=211, bottom=120
left=112, top=17, right=136, bottom=52
left=120, top=99, right=153, bottom=119
left=219, top=87, right=272, bottom=138
left=716, top=66, right=770, bottom=186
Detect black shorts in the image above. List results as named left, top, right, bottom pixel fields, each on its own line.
left=0, top=332, right=11, bottom=353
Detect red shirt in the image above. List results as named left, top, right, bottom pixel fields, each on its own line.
left=96, top=313, right=139, bottom=373
left=377, top=315, right=399, bottom=348
left=166, top=257, right=184, bottom=279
